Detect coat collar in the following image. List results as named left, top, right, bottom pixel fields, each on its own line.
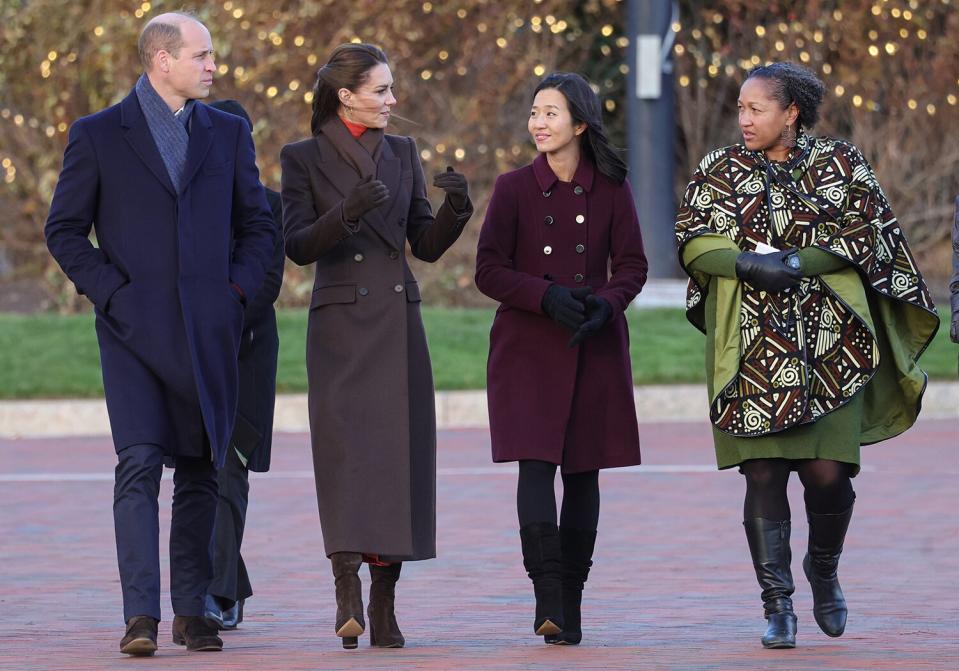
left=120, top=90, right=215, bottom=196
left=532, top=152, right=595, bottom=193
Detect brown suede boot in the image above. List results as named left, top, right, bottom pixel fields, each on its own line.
left=331, top=552, right=365, bottom=649
left=368, top=563, right=404, bottom=648
left=119, top=616, right=158, bottom=656
left=172, top=615, right=223, bottom=651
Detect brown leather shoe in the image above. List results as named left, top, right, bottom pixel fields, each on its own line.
left=120, top=616, right=158, bottom=656
left=172, top=615, right=223, bottom=651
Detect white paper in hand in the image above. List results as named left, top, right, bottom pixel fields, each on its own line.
left=754, top=242, right=780, bottom=255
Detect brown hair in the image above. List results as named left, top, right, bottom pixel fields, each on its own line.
left=310, top=43, right=388, bottom=135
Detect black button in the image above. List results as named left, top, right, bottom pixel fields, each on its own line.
left=544, top=215, right=554, bottom=225
left=575, top=244, right=585, bottom=253
left=389, top=251, right=399, bottom=260
left=543, top=190, right=551, bottom=198
left=353, top=253, right=364, bottom=262
left=573, top=186, right=584, bottom=195
left=398, top=218, right=406, bottom=226
left=358, top=287, right=369, bottom=296
left=574, top=273, right=584, bottom=283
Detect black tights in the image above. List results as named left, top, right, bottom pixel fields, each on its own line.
left=741, top=458, right=855, bottom=521
left=517, top=460, right=600, bottom=530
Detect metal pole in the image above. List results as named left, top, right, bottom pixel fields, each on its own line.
left=627, top=0, right=680, bottom=278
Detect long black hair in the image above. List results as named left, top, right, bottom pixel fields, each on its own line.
left=746, top=62, right=825, bottom=130
left=310, top=43, right=388, bottom=135
left=533, top=72, right=627, bottom=183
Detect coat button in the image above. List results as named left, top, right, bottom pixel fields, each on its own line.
left=543, top=245, right=552, bottom=255
left=393, top=284, right=404, bottom=293
left=353, top=253, right=364, bottom=262
left=575, top=244, right=585, bottom=253
left=574, top=273, right=584, bottom=283
left=575, top=214, right=585, bottom=224
left=544, top=215, right=554, bottom=225
left=543, top=190, right=551, bottom=198
left=573, top=185, right=584, bottom=195
left=389, top=250, right=399, bottom=259
left=358, top=287, right=369, bottom=296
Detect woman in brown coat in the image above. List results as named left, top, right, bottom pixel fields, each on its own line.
left=280, top=43, right=472, bottom=650
left=475, top=72, right=647, bottom=645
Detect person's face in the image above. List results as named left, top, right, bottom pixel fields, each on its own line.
left=159, top=20, right=215, bottom=101
left=528, top=88, right=586, bottom=154
left=340, top=63, right=396, bottom=129
left=737, top=77, right=798, bottom=153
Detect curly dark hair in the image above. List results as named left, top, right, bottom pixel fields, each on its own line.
left=746, top=62, right=825, bottom=130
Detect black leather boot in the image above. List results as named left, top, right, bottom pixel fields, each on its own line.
left=545, top=527, right=597, bottom=645
left=368, top=563, right=404, bottom=648
left=520, top=522, right=564, bottom=636
left=744, top=518, right=797, bottom=649
left=803, top=504, right=853, bottom=637
left=330, top=552, right=365, bottom=649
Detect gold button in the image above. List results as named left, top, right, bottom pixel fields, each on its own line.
left=575, top=214, right=585, bottom=224
left=394, top=284, right=404, bottom=293
left=544, top=245, right=552, bottom=255
left=575, top=244, right=585, bottom=253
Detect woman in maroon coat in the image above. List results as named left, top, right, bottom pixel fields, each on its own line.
left=475, top=72, right=648, bottom=645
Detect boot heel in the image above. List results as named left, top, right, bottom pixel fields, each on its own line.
left=341, top=636, right=358, bottom=650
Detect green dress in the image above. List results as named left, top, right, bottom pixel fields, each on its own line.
left=674, top=134, right=938, bottom=472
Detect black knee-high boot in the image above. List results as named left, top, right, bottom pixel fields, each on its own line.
left=520, top=522, right=564, bottom=636
left=744, top=518, right=797, bottom=649
left=368, top=563, right=404, bottom=648
left=330, top=552, right=364, bottom=649
left=803, top=503, right=853, bottom=637
left=545, top=527, right=597, bottom=645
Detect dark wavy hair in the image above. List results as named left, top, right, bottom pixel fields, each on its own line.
left=310, top=43, right=388, bottom=135
left=746, top=62, right=825, bottom=130
left=533, top=72, right=627, bottom=183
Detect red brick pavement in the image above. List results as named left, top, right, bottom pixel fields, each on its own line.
left=1, top=419, right=957, bottom=670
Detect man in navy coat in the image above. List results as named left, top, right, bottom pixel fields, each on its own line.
left=44, top=12, right=276, bottom=655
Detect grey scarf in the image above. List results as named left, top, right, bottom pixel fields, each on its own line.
left=135, top=74, right=195, bottom=192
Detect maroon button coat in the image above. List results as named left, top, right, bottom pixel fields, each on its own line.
left=475, top=154, right=647, bottom=472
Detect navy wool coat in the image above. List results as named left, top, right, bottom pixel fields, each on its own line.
left=475, top=154, right=647, bottom=473
left=45, top=90, right=277, bottom=468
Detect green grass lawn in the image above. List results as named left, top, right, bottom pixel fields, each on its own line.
left=0, top=306, right=954, bottom=399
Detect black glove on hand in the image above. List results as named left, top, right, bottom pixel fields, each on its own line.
left=343, top=175, right=390, bottom=222
left=951, top=314, right=958, bottom=344
left=433, top=166, right=469, bottom=210
left=569, top=294, right=613, bottom=347
left=541, top=285, right=592, bottom=333
left=735, top=248, right=803, bottom=293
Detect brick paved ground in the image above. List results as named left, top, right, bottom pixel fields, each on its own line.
left=1, top=419, right=957, bottom=670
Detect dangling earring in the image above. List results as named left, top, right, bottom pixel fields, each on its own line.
left=347, top=104, right=354, bottom=119
left=781, top=123, right=797, bottom=148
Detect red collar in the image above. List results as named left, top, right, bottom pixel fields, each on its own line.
left=532, top=153, right=595, bottom=193
left=339, top=115, right=368, bottom=138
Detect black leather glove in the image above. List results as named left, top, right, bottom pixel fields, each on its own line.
left=433, top=166, right=469, bottom=210
left=951, top=313, right=958, bottom=344
left=343, top=175, right=390, bottom=222
left=735, top=248, right=803, bottom=293
left=541, top=285, right=591, bottom=333
left=569, top=294, right=613, bottom=347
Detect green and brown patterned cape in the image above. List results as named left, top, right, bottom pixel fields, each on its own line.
left=675, top=133, right=938, bottom=444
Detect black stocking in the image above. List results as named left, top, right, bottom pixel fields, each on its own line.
left=741, top=458, right=792, bottom=521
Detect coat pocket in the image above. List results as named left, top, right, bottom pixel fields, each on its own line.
left=405, top=281, right=421, bottom=303
left=310, top=284, right=357, bottom=310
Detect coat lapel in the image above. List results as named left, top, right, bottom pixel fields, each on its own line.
left=120, top=92, right=176, bottom=197
left=370, top=138, right=403, bottom=250
left=179, top=103, right=214, bottom=193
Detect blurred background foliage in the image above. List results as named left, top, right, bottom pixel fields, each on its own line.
left=0, top=0, right=956, bottom=312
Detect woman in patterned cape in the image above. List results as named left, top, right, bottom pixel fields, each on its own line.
left=674, top=62, right=938, bottom=649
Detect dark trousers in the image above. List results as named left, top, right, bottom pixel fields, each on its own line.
left=113, top=443, right=217, bottom=622
left=207, top=447, right=252, bottom=604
